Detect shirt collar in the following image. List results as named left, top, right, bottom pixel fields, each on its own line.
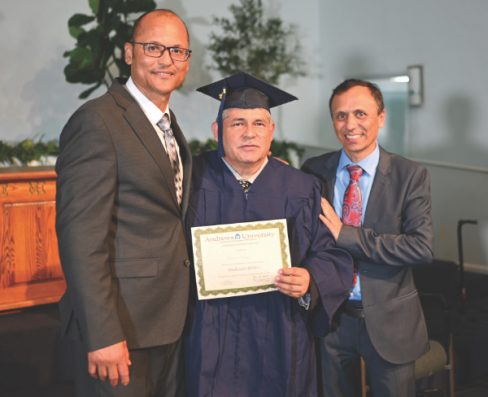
left=125, top=77, right=170, bottom=124
left=222, top=157, right=269, bottom=183
left=338, top=144, right=380, bottom=176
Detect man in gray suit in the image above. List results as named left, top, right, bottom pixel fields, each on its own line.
left=302, top=79, right=433, bottom=397
left=56, top=9, right=191, bottom=397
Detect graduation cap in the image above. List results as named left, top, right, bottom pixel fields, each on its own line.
left=197, top=72, right=298, bottom=157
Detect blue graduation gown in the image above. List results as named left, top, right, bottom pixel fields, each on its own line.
left=185, top=152, right=353, bottom=397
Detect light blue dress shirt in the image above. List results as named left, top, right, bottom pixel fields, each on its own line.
left=333, top=145, right=380, bottom=301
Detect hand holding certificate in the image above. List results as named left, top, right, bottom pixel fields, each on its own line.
left=191, top=219, right=291, bottom=300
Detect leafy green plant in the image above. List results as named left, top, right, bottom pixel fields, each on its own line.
left=64, top=0, right=156, bottom=99
left=205, top=0, right=306, bottom=165
left=270, top=140, right=304, bottom=165
left=0, top=139, right=59, bottom=166
left=0, top=141, right=15, bottom=164
left=208, top=0, right=306, bottom=84
left=188, top=138, right=218, bottom=156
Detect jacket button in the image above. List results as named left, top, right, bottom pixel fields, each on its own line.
left=183, top=259, right=191, bottom=268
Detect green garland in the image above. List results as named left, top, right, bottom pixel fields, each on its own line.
left=0, top=138, right=303, bottom=167
left=0, top=139, right=59, bottom=166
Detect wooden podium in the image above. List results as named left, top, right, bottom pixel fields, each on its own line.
left=0, top=168, right=65, bottom=311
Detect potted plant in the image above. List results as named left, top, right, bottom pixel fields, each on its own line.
left=64, top=0, right=156, bottom=99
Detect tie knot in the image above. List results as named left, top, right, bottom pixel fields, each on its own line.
left=238, top=179, right=251, bottom=193
left=347, top=165, right=363, bottom=182
left=158, top=113, right=171, bottom=133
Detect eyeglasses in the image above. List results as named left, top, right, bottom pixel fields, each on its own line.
left=130, top=41, right=192, bottom=62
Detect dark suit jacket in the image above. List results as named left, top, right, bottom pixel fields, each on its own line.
left=56, top=78, right=192, bottom=352
left=302, top=146, right=433, bottom=364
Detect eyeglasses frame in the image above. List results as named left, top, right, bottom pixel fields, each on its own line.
left=130, top=41, right=192, bottom=62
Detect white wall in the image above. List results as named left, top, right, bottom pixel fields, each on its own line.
left=315, top=0, right=488, bottom=269
left=317, top=0, right=488, bottom=169
left=426, top=162, right=486, bottom=272
left=4, top=0, right=487, bottom=168
left=1, top=0, right=486, bottom=267
left=0, top=0, right=91, bottom=141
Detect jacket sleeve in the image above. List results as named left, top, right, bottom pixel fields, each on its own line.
left=56, top=107, right=125, bottom=351
left=301, top=180, right=354, bottom=332
left=338, top=165, right=434, bottom=267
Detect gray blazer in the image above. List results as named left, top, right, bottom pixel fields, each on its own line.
left=56, top=78, right=192, bottom=352
left=302, top=147, right=433, bottom=364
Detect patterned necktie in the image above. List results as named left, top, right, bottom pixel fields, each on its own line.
left=157, top=113, right=183, bottom=206
left=238, top=179, right=251, bottom=193
left=342, top=165, right=363, bottom=227
left=342, top=165, right=363, bottom=287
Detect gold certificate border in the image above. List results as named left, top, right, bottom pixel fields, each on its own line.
left=192, top=220, right=290, bottom=298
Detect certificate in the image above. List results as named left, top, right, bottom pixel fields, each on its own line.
left=191, top=219, right=291, bottom=300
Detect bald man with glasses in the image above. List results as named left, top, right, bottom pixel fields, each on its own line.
left=56, top=9, right=192, bottom=397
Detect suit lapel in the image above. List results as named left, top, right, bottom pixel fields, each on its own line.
left=109, top=80, right=183, bottom=210
left=364, top=147, right=391, bottom=226
left=324, top=152, right=341, bottom=203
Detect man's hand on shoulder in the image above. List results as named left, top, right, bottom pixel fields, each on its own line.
left=319, top=197, right=342, bottom=241
left=88, top=340, right=131, bottom=387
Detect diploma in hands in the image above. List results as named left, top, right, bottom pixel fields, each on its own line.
left=191, top=219, right=291, bottom=300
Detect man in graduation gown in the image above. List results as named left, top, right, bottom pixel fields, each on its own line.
left=184, top=72, right=354, bottom=397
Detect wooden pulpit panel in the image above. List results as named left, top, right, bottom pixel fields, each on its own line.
left=0, top=169, right=66, bottom=311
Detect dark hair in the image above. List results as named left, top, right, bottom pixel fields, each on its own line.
left=130, top=9, right=190, bottom=45
left=328, top=79, right=384, bottom=115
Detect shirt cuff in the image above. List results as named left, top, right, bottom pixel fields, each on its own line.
left=298, top=293, right=312, bottom=310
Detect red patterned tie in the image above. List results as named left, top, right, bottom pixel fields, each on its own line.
left=342, top=165, right=363, bottom=227
left=342, top=165, right=363, bottom=286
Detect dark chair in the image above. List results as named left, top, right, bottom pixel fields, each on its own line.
left=413, top=260, right=459, bottom=397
